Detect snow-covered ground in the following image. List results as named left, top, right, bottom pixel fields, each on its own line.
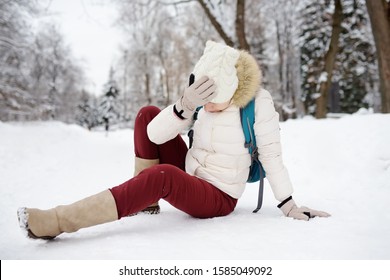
left=1, top=112, right=390, bottom=260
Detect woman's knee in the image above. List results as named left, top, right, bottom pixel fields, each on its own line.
left=140, top=164, right=182, bottom=194
left=141, top=164, right=181, bottom=179
left=136, top=106, right=161, bottom=123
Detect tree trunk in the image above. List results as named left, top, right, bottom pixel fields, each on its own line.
left=145, top=73, right=151, bottom=105
left=164, top=72, right=170, bottom=107
left=316, top=0, right=343, bottom=119
left=365, top=0, right=390, bottom=113
left=276, top=20, right=284, bottom=100
left=235, top=0, right=250, bottom=51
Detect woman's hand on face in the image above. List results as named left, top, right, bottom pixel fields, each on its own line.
left=174, top=74, right=217, bottom=119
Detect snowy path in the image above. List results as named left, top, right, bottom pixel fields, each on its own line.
left=1, top=114, right=389, bottom=259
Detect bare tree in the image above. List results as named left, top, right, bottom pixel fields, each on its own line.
left=365, top=0, right=390, bottom=113
left=31, top=24, right=86, bottom=121
left=316, top=0, right=343, bottom=119
left=114, top=0, right=198, bottom=119
left=0, top=0, right=37, bottom=121
left=196, top=0, right=235, bottom=47
left=197, top=0, right=249, bottom=50
left=271, top=0, right=303, bottom=119
left=1, top=1, right=87, bottom=122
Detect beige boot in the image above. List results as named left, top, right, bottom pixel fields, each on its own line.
left=134, top=157, right=160, bottom=214
left=134, top=157, right=160, bottom=176
left=18, top=190, right=118, bottom=240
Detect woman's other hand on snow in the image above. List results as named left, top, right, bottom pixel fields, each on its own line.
left=278, top=196, right=331, bottom=221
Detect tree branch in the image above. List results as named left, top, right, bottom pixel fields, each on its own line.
left=196, top=0, right=234, bottom=47
left=159, top=0, right=195, bottom=5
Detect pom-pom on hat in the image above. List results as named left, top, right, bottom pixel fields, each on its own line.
left=193, top=41, right=240, bottom=104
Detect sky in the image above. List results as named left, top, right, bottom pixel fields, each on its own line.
left=36, top=0, right=123, bottom=96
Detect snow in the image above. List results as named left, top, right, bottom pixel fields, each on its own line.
left=1, top=114, right=390, bottom=260
left=318, top=71, right=328, bottom=83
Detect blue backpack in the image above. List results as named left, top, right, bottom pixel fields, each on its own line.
left=188, top=98, right=266, bottom=213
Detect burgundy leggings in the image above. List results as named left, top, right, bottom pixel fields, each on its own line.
left=110, top=106, right=237, bottom=219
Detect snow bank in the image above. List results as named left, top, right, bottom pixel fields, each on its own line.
left=0, top=114, right=389, bottom=260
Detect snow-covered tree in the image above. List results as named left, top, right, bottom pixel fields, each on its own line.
left=114, top=0, right=207, bottom=122
left=365, top=0, right=390, bottom=113
left=76, top=91, right=99, bottom=130
left=30, top=24, right=86, bottom=121
left=299, top=0, right=377, bottom=116
left=0, top=0, right=37, bottom=121
left=1, top=1, right=87, bottom=122
left=114, top=0, right=270, bottom=123
left=299, top=0, right=332, bottom=115
left=97, top=67, right=122, bottom=131
left=263, top=0, right=304, bottom=119
left=337, top=0, right=377, bottom=113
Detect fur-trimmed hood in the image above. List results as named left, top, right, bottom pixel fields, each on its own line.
left=232, top=50, right=262, bottom=108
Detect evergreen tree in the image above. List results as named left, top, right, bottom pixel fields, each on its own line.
left=336, top=0, right=376, bottom=113
left=299, top=0, right=332, bottom=114
left=299, top=0, right=376, bottom=115
left=76, top=91, right=99, bottom=130
left=97, top=67, right=123, bottom=131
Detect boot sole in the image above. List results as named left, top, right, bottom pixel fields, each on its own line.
left=141, top=205, right=161, bottom=214
left=127, top=205, right=161, bottom=217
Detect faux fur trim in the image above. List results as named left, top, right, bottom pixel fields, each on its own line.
left=232, top=50, right=262, bottom=108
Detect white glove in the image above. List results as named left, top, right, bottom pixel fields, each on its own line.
left=278, top=196, right=331, bottom=221
left=173, top=74, right=217, bottom=119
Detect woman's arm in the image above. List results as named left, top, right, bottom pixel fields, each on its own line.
left=253, top=89, right=293, bottom=202
left=254, top=89, right=330, bottom=220
left=147, top=105, right=192, bottom=145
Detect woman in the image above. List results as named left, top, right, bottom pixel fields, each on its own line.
left=18, top=41, right=330, bottom=240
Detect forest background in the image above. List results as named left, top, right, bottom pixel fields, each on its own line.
left=1, top=0, right=389, bottom=129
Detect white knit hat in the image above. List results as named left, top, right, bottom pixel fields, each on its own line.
left=193, top=41, right=240, bottom=104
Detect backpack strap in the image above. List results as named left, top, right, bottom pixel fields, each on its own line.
left=253, top=176, right=264, bottom=213
left=187, top=106, right=202, bottom=149
left=240, top=99, right=257, bottom=161
left=240, top=98, right=265, bottom=213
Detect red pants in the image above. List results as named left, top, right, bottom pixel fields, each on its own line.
left=110, top=106, right=237, bottom=219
